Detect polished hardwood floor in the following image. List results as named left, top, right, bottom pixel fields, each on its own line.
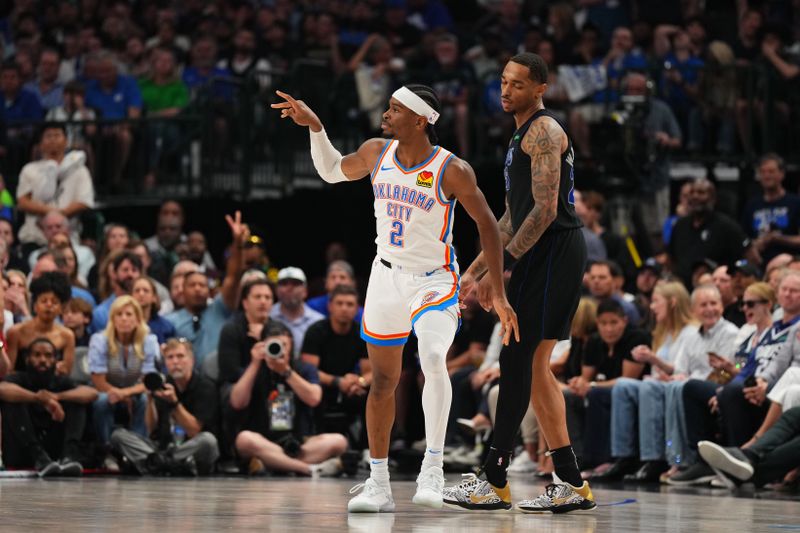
left=0, top=476, right=798, bottom=532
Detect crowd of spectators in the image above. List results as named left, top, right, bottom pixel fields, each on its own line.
left=0, top=0, right=797, bottom=494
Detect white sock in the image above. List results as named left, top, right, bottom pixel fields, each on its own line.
left=369, top=457, right=390, bottom=488
left=415, top=309, right=458, bottom=470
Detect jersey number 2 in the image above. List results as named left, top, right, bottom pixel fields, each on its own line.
left=389, top=220, right=404, bottom=247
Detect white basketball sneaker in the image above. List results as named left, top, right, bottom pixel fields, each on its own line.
left=348, top=478, right=395, bottom=513
left=412, top=465, right=445, bottom=509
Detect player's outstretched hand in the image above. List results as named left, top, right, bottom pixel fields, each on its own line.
left=493, top=295, right=520, bottom=346
left=271, top=90, right=323, bottom=131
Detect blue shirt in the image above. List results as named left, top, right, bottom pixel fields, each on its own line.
left=148, top=315, right=176, bottom=344
left=88, top=331, right=158, bottom=388
left=306, top=294, right=364, bottom=323
left=85, top=75, right=143, bottom=119
left=182, top=66, right=235, bottom=101
left=1, top=88, right=44, bottom=122
left=592, top=52, right=649, bottom=103
left=660, top=54, right=704, bottom=108
left=23, top=80, right=64, bottom=111
left=91, top=295, right=117, bottom=333
left=166, top=295, right=232, bottom=367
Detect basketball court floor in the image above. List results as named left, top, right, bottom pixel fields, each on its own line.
left=1, top=476, right=798, bottom=532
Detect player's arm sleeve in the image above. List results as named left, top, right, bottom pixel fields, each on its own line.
left=309, top=128, right=349, bottom=183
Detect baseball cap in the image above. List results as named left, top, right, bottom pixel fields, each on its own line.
left=728, top=259, right=761, bottom=278
left=277, top=266, right=307, bottom=284
left=639, top=257, right=662, bottom=276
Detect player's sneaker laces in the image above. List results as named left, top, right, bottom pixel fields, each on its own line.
left=442, top=472, right=512, bottom=510
left=412, top=465, right=445, bottom=509
left=516, top=478, right=597, bottom=514
left=348, top=478, right=395, bottom=513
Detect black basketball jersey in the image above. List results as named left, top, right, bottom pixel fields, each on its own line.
left=503, top=109, right=582, bottom=234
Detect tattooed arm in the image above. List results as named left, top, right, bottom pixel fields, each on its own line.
left=505, top=116, right=565, bottom=259
left=463, top=197, right=514, bottom=280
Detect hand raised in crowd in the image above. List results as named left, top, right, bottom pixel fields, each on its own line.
left=154, top=383, right=179, bottom=405
left=225, top=210, right=250, bottom=247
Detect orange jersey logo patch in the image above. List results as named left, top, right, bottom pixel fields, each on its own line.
left=416, top=170, right=434, bottom=188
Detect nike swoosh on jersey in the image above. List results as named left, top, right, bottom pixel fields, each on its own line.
left=380, top=165, right=395, bottom=171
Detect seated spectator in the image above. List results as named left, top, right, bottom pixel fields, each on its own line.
left=111, top=338, right=219, bottom=475
left=216, top=27, right=272, bottom=87
left=183, top=36, right=234, bottom=103
left=302, top=285, right=370, bottom=446
left=24, top=47, right=64, bottom=112
left=633, top=258, right=662, bottom=326
left=28, top=211, right=96, bottom=283
left=84, top=50, right=143, bottom=188
left=52, top=241, right=96, bottom=307
left=17, top=124, right=95, bottom=257
left=712, top=265, right=744, bottom=327
left=658, top=30, right=703, bottom=139
left=604, top=282, right=697, bottom=481
left=137, top=47, right=189, bottom=189
left=421, top=34, right=474, bottom=157
left=7, top=272, right=75, bottom=375
left=231, top=321, right=347, bottom=476
left=573, top=190, right=608, bottom=263
left=183, top=231, right=218, bottom=278
left=587, top=260, right=641, bottom=324
left=0, top=338, right=97, bottom=476
left=128, top=240, right=173, bottom=314
left=46, top=80, right=98, bottom=155
left=307, top=260, right=363, bottom=323
left=744, top=153, right=800, bottom=266
left=89, top=296, right=159, bottom=446
left=668, top=179, right=750, bottom=288
left=1, top=61, right=44, bottom=144
left=270, top=267, right=325, bottom=358
left=5, top=269, right=31, bottom=323
left=62, top=298, right=92, bottom=347
left=89, top=224, right=131, bottom=295
left=144, top=200, right=186, bottom=285
left=0, top=218, right=31, bottom=273
left=167, top=212, right=248, bottom=365
left=675, top=276, right=800, bottom=485
left=348, top=34, right=403, bottom=135
left=241, top=233, right=278, bottom=280
left=91, top=250, right=143, bottom=332
left=698, top=406, right=800, bottom=489
left=132, top=277, right=175, bottom=344
left=565, top=298, right=650, bottom=471
left=168, top=260, right=201, bottom=313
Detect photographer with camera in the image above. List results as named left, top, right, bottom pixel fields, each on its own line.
left=110, top=338, right=220, bottom=475
left=230, top=320, right=348, bottom=476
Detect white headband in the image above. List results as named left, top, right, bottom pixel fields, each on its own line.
left=392, top=86, right=440, bottom=125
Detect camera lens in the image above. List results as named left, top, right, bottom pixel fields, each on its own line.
left=266, top=340, right=284, bottom=358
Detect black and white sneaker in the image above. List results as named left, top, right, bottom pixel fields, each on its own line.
left=517, top=476, right=596, bottom=514
left=58, top=458, right=83, bottom=477
left=442, top=473, right=512, bottom=510
left=698, top=441, right=754, bottom=484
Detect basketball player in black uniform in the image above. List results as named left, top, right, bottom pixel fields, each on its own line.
left=443, top=53, right=594, bottom=513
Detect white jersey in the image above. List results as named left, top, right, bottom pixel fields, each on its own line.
left=370, top=140, right=458, bottom=271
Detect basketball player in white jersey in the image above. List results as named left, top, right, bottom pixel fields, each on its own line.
left=273, top=84, right=518, bottom=512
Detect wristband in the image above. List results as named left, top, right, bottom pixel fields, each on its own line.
left=333, top=376, right=341, bottom=389
left=502, top=250, right=518, bottom=271
left=281, top=369, right=293, bottom=380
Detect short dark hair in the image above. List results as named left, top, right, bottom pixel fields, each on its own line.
left=112, top=250, right=143, bottom=272
left=596, top=298, right=626, bottom=318
left=240, top=278, right=274, bottom=302
left=404, top=83, right=441, bottom=144
left=590, top=259, right=622, bottom=278
left=759, top=152, right=785, bottom=172
left=264, top=320, right=292, bottom=338
left=38, top=122, right=67, bottom=142
left=509, top=52, right=548, bottom=84
left=65, top=297, right=93, bottom=319
left=1, top=60, right=20, bottom=75
left=330, top=284, right=358, bottom=301
left=27, top=337, right=57, bottom=356
left=30, top=271, right=71, bottom=304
